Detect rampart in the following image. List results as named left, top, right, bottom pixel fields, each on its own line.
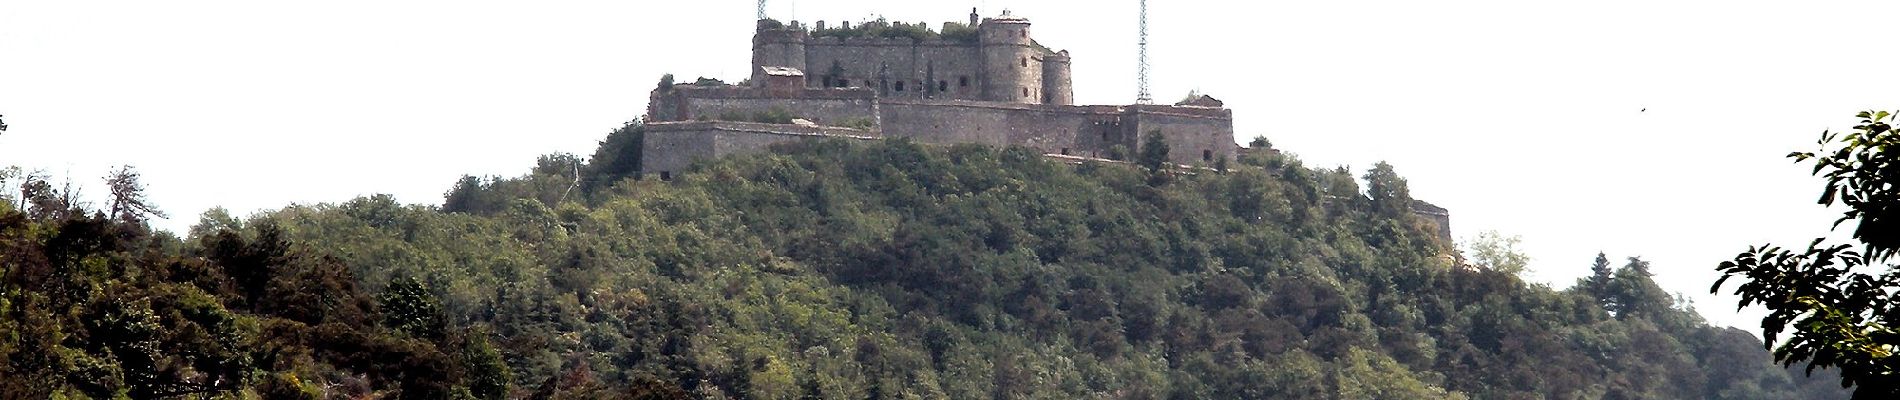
left=646, top=85, right=879, bottom=127
left=647, top=86, right=1238, bottom=166
left=640, top=121, right=877, bottom=178
left=878, top=100, right=1236, bottom=165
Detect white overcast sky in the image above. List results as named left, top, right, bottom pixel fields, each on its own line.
left=4, top=0, right=1898, bottom=334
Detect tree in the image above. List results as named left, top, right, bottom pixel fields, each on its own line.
left=581, top=122, right=646, bottom=196
left=1248, top=136, right=1271, bottom=149
left=18, top=171, right=87, bottom=220
left=1714, top=110, right=1900, bottom=397
left=442, top=175, right=490, bottom=214
left=463, top=332, right=512, bottom=400
left=1466, top=231, right=1529, bottom=276
left=1609, top=257, right=1669, bottom=320
left=18, top=171, right=62, bottom=218
left=1138, top=130, right=1171, bottom=186
left=1, top=114, right=9, bottom=134
left=1137, top=130, right=1171, bottom=173
left=1578, top=252, right=1616, bottom=310
left=1362, top=162, right=1411, bottom=217
left=104, top=165, right=166, bottom=223
left=381, top=276, right=448, bottom=342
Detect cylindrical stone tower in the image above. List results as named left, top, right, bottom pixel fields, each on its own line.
left=980, top=13, right=1041, bottom=104
left=1042, top=50, right=1073, bottom=105
left=751, top=20, right=808, bottom=85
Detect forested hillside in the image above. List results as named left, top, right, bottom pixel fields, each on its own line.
left=0, top=124, right=1851, bottom=399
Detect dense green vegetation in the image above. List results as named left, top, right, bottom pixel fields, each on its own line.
left=0, top=125, right=1852, bottom=399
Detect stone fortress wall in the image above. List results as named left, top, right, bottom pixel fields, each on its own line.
left=753, top=9, right=1072, bottom=105
left=644, top=86, right=1236, bottom=172
left=877, top=100, right=1234, bottom=165
left=640, top=121, right=878, bottom=177
left=647, top=85, right=879, bottom=126
left=642, top=9, right=1236, bottom=177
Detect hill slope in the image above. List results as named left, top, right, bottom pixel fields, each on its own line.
left=0, top=126, right=1849, bottom=399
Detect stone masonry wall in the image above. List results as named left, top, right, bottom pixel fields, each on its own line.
left=683, top=97, right=876, bottom=126
left=647, top=86, right=879, bottom=127
left=880, top=100, right=1101, bottom=156
left=879, top=100, right=1234, bottom=163
left=640, top=121, right=877, bottom=177
left=802, top=39, right=988, bottom=102
left=1127, top=106, right=1238, bottom=166
left=750, top=16, right=1073, bottom=105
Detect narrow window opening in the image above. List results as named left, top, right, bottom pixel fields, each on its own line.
left=1060, top=148, right=1070, bottom=155
left=939, top=80, right=948, bottom=92
left=1022, top=87, right=1029, bottom=97
left=838, top=79, right=849, bottom=87
left=959, top=76, right=969, bottom=87
left=1203, top=150, right=1213, bottom=162
left=895, top=81, right=905, bottom=91
left=1020, top=57, right=1028, bottom=67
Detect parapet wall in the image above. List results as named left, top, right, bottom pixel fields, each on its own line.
left=647, top=86, right=879, bottom=127
left=879, top=100, right=1235, bottom=164
left=641, top=121, right=878, bottom=177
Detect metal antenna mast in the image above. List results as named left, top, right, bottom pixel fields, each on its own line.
left=757, top=0, right=768, bottom=20
left=1136, top=0, right=1153, bottom=104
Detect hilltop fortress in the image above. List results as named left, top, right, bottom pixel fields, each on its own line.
left=635, top=9, right=1450, bottom=240
left=642, top=10, right=1236, bottom=175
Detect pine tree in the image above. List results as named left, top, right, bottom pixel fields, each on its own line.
left=1580, top=252, right=1616, bottom=311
